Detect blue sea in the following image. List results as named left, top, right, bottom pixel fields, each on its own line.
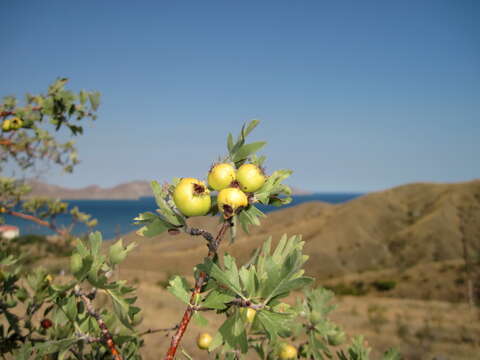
left=4, top=193, right=362, bottom=240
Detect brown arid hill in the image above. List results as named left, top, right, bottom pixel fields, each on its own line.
left=27, top=180, right=310, bottom=199
left=120, top=179, right=480, bottom=290
left=36, top=179, right=480, bottom=359
left=27, top=180, right=152, bottom=199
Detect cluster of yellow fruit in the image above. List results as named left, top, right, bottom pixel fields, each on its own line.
left=173, top=163, right=266, bottom=218
left=1, top=117, right=23, bottom=132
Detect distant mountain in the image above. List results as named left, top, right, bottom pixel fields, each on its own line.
left=28, top=180, right=310, bottom=199
left=28, top=180, right=152, bottom=200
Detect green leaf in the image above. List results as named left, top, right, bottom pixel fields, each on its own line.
left=79, top=90, right=88, bottom=105
left=33, top=338, right=78, bottom=356
left=108, top=239, right=135, bottom=265
left=218, top=310, right=248, bottom=353
left=256, top=310, right=291, bottom=341
left=227, top=132, right=234, bottom=153
left=193, top=312, right=209, bottom=326
left=200, top=259, right=244, bottom=298
left=243, top=119, right=260, bottom=137
left=136, top=218, right=170, bottom=237
left=89, top=231, right=103, bottom=255
left=88, top=91, right=101, bottom=111
left=202, top=290, right=235, bottom=310
left=72, top=255, right=93, bottom=281
left=107, top=289, right=132, bottom=329
left=233, top=141, right=267, bottom=162
left=150, top=180, right=184, bottom=226
left=167, top=276, right=191, bottom=305
left=64, top=295, right=77, bottom=322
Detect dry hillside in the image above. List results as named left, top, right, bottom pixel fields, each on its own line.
left=35, top=180, right=480, bottom=359
left=120, top=180, right=480, bottom=294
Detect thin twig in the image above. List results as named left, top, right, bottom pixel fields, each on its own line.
left=183, top=226, right=214, bottom=242
left=74, top=286, right=123, bottom=360
left=6, top=210, right=69, bottom=237
left=138, top=325, right=179, bottom=337
left=164, top=219, right=232, bottom=360
left=0, top=106, right=42, bottom=118
left=227, top=298, right=265, bottom=310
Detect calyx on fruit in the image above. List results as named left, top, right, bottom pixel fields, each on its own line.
left=208, top=163, right=236, bottom=190
left=236, top=163, right=266, bottom=192
left=10, top=117, right=23, bottom=130
left=196, top=332, right=213, bottom=350
left=173, top=178, right=211, bottom=217
left=217, top=187, right=248, bottom=218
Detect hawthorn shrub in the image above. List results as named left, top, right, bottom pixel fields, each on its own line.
left=0, top=82, right=400, bottom=359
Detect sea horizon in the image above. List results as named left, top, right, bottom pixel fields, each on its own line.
left=5, top=193, right=363, bottom=240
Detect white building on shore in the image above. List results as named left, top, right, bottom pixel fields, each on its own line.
left=0, top=225, right=20, bottom=240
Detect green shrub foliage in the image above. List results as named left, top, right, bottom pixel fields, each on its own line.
left=1, top=82, right=400, bottom=359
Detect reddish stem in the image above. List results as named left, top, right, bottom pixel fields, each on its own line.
left=74, top=286, right=123, bottom=360
left=163, top=220, right=231, bottom=360
left=0, top=106, right=42, bottom=118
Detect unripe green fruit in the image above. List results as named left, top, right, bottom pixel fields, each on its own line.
left=132, top=311, right=144, bottom=326
left=70, top=253, right=83, bottom=274
left=208, top=163, right=236, bottom=191
left=173, top=178, right=211, bottom=217
left=327, top=329, right=346, bottom=346
left=310, top=310, right=322, bottom=324
left=236, top=164, right=266, bottom=192
left=217, top=187, right=248, bottom=218
left=279, top=343, right=298, bottom=359
left=196, top=332, right=213, bottom=350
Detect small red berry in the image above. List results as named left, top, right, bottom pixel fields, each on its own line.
left=40, top=318, right=53, bottom=329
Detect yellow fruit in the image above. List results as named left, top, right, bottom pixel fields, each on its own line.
left=244, top=308, right=256, bottom=323
left=208, top=163, right=236, bottom=191
left=196, top=332, right=213, bottom=350
left=173, top=178, right=211, bottom=217
left=279, top=343, right=298, bottom=359
left=236, top=164, right=266, bottom=192
left=217, top=187, right=248, bottom=218
left=2, top=119, right=12, bottom=132
left=10, top=117, right=23, bottom=130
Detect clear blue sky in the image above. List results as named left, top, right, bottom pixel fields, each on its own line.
left=1, top=0, right=478, bottom=192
